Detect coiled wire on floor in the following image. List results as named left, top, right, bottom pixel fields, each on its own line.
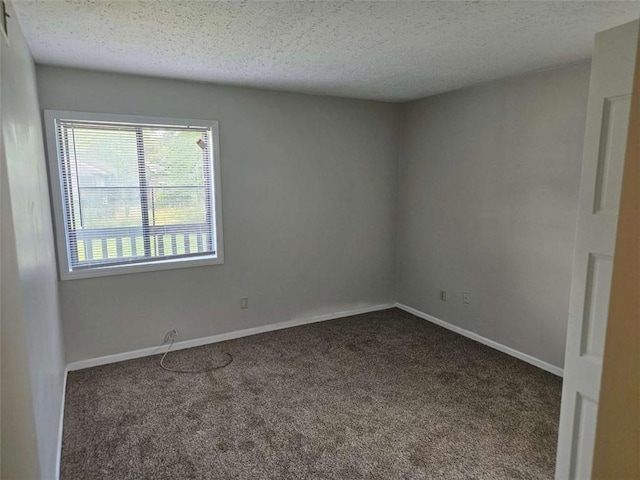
left=160, top=339, right=233, bottom=373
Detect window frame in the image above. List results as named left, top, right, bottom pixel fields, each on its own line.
left=44, top=110, right=224, bottom=280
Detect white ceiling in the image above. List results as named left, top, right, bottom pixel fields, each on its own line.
left=13, top=1, right=640, bottom=102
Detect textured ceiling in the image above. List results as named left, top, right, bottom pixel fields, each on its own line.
left=13, top=1, right=640, bottom=102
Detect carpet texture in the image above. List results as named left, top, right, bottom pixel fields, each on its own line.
left=62, top=308, right=562, bottom=479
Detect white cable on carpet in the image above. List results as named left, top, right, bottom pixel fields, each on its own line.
left=160, top=339, right=233, bottom=373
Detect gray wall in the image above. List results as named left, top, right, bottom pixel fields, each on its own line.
left=1, top=1, right=66, bottom=478
left=35, top=61, right=590, bottom=371
left=36, top=66, right=401, bottom=363
left=396, top=62, right=591, bottom=368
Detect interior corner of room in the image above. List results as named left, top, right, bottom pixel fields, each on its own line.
left=1, top=1, right=638, bottom=479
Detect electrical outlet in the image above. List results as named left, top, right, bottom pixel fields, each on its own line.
left=440, top=289, right=447, bottom=301
left=164, top=329, right=178, bottom=343
left=462, top=290, right=470, bottom=304
left=240, top=296, right=249, bottom=309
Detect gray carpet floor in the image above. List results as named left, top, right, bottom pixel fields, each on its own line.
left=61, top=308, right=561, bottom=479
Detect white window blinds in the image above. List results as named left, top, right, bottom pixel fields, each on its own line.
left=54, top=119, right=218, bottom=272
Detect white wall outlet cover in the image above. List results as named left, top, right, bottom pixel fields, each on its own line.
left=164, top=330, right=179, bottom=343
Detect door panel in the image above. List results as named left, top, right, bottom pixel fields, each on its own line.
left=593, top=94, right=631, bottom=215
left=580, top=253, right=612, bottom=360
left=569, top=394, right=598, bottom=480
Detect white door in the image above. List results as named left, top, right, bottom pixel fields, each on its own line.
left=556, top=20, right=638, bottom=480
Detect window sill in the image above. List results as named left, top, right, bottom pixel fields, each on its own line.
left=60, top=254, right=224, bottom=280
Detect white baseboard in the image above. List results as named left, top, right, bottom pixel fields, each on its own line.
left=55, top=367, right=68, bottom=480
left=395, top=302, right=563, bottom=377
left=66, top=303, right=394, bottom=372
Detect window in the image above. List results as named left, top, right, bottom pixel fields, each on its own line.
left=45, top=111, right=223, bottom=279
